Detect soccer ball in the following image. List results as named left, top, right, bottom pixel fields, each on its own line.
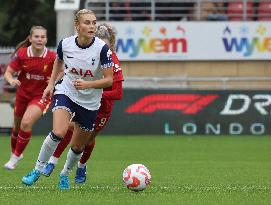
left=122, top=164, right=152, bottom=191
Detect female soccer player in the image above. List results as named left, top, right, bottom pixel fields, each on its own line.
left=4, top=26, right=56, bottom=170
left=42, top=23, right=124, bottom=184
left=22, top=9, right=113, bottom=190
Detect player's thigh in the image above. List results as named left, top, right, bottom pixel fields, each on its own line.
left=70, top=123, right=92, bottom=149
left=13, top=115, right=22, bottom=133
left=52, top=109, right=71, bottom=137
left=21, top=104, right=43, bottom=128
left=14, top=96, right=28, bottom=119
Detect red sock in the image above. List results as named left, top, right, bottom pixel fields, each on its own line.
left=11, top=128, right=18, bottom=153
left=14, top=129, right=32, bottom=157
left=80, top=140, right=96, bottom=164
left=53, top=129, right=73, bottom=158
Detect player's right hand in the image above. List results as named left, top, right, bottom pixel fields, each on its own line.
left=8, top=79, right=21, bottom=87
left=42, top=84, right=54, bottom=103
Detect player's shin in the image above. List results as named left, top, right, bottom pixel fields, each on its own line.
left=35, top=132, right=62, bottom=171
left=61, top=148, right=83, bottom=176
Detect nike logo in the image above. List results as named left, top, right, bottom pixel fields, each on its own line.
left=22, top=65, right=28, bottom=68
left=67, top=56, right=74, bottom=58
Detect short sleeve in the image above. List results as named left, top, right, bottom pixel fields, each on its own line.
left=9, top=53, right=21, bottom=71
left=100, top=44, right=113, bottom=69
left=57, top=40, right=63, bottom=60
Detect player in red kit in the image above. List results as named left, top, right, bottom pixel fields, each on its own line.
left=42, top=23, right=124, bottom=184
left=4, top=26, right=56, bottom=170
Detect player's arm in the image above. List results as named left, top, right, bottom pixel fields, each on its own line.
left=42, top=40, right=64, bottom=101
left=42, top=59, right=64, bottom=101
left=48, top=59, right=64, bottom=86
left=4, top=66, right=21, bottom=87
left=102, top=80, right=123, bottom=100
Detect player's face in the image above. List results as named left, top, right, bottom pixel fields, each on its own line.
left=77, top=14, right=97, bottom=39
left=29, top=29, right=47, bottom=50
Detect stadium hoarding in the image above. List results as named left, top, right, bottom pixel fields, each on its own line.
left=109, top=22, right=271, bottom=61
left=0, top=53, right=14, bottom=133
left=1, top=89, right=271, bottom=136
left=101, top=89, right=271, bottom=136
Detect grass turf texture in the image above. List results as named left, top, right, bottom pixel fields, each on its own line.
left=0, top=135, right=271, bottom=205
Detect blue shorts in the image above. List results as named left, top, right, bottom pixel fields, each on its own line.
left=52, top=94, right=98, bottom=132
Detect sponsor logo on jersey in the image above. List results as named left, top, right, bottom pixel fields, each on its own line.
left=69, top=68, right=94, bottom=77
left=25, top=72, right=45, bottom=81
left=43, top=64, right=48, bottom=72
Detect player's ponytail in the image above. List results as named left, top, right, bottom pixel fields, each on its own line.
left=11, top=25, right=47, bottom=57
left=96, top=23, right=116, bottom=51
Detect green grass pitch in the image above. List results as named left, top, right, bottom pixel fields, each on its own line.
left=0, top=135, right=271, bottom=205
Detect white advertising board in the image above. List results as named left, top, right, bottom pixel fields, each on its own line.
left=109, top=22, right=271, bottom=61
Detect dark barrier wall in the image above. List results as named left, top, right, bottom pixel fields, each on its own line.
left=32, top=89, right=271, bottom=136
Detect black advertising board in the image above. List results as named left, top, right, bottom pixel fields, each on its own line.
left=102, top=89, right=271, bottom=135
left=2, top=89, right=271, bottom=136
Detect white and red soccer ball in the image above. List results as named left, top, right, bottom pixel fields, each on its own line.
left=122, top=164, right=152, bottom=191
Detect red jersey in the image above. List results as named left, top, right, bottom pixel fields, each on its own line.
left=103, top=52, right=124, bottom=92
left=98, top=52, right=124, bottom=117
left=9, top=46, right=56, bottom=99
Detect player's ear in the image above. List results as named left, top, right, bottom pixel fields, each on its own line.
left=27, top=35, right=32, bottom=43
left=75, top=23, right=79, bottom=33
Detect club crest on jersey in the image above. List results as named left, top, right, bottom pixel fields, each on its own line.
left=69, top=67, right=94, bottom=77
left=43, top=64, right=48, bottom=72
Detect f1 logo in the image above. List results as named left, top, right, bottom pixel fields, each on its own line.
left=125, top=94, right=218, bottom=114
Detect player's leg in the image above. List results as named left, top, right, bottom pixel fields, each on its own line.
left=9, top=96, right=26, bottom=153
left=58, top=107, right=97, bottom=190
left=22, top=94, right=72, bottom=186
left=75, top=116, right=110, bottom=183
left=42, top=124, right=74, bottom=177
left=11, top=116, right=22, bottom=153
left=15, top=105, right=43, bottom=155
left=59, top=124, right=91, bottom=189
left=5, top=105, right=43, bottom=170
left=4, top=96, right=27, bottom=170
left=75, top=137, right=96, bottom=184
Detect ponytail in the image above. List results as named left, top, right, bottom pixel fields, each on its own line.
left=11, top=37, right=31, bottom=57
left=96, top=23, right=116, bottom=51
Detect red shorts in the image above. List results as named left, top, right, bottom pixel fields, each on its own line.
left=14, top=95, right=51, bottom=118
left=94, top=98, right=113, bottom=132
left=94, top=115, right=112, bottom=132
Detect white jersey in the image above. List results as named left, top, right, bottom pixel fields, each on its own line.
left=54, top=35, right=113, bottom=110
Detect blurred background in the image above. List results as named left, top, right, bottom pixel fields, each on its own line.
left=0, top=0, right=271, bottom=136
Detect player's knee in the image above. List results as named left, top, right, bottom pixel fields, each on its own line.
left=20, top=119, right=33, bottom=131
left=71, top=145, right=84, bottom=153
left=68, top=123, right=74, bottom=132
left=52, top=129, right=67, bottom=138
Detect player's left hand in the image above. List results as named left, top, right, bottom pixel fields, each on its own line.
left=72, top=79, right=89, bottom=90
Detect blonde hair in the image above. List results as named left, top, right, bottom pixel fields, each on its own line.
left=74, top=9, right=96, bottom=26
left=12, top=25, right=47, bottom=57
left=96, top=23, right=116, bottom=51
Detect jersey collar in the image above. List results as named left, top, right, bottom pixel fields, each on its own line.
left=75, top=37, right=95, bottom=49
left=27, top=46, right=48, bottom=58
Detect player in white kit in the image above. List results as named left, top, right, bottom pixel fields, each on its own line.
left=22, top=9, right=113, bottom=190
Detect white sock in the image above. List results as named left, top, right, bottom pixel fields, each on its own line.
left=9, top=153, right=20, bottom=164
left=78, top=162, right=86, bottom=168
left=60, top=148, right=83, bottom=176
left=48, top=156, right=59, bottom=165
left=35, top=132, right=61, bottom=171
